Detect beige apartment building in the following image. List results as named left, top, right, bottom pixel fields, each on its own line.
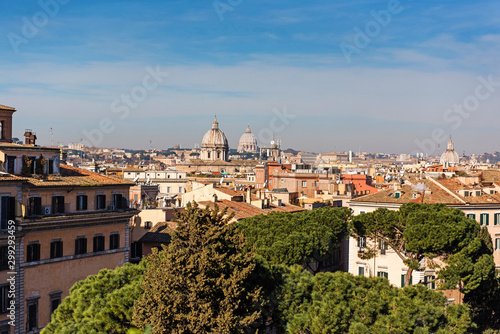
left=347, top=172, right=500, bottom=290
left=0, top=104, right=138, bottom=333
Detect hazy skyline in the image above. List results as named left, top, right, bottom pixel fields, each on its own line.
left=1, top=0, right=499, bottom=155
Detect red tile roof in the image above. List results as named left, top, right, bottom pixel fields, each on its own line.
left=23, top=165, right=134, bottom=188
left=0, top=104, right=15, bottom=111
left=199, top=199, right=304, bottom=220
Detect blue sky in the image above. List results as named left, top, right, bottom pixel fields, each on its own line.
left=1, top=0, right=499, bottom=155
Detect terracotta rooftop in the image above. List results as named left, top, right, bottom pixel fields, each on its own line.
left=350, top=180, right=462, bottom=205
left=138, top=221, right=172, bottom=244
left=199, top=199, right=305, bottom=221
left=351, top=177, right=500, bottom=206
left=23, top=165, right=134, bottom=188
left=481, top=170, right=500, bottom=183
left=0, top=104, right=15, bottom=111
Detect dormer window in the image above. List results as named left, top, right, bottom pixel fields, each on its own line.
left=464, top=191, right=470, bottom=197
left=412, top=193, right=418, bottom=199
left=394, top=191, right=401, bottom=199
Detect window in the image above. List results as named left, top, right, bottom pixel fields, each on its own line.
left=480, top=213, right=489, bottom=226
left=0, top=246, right=7, bottom=271
left=6, top=156, right=15, bottom=174
left=358, top=266, right=365, bottom=277
left=27, top=299, right=38, bottom=332
left=110, top=234, right=120, bottom=250
left=113, top=194, right=127, bottom=209
left=424, top=275, right=436, bottom=289
left=359, top=210, right=366, bottom=214
left=96, top=194, right=106, bottom=210
left=144, top=221, right=152, bottom=230
left=27, top=242, right=40, bottom=262
left=495, top=238, right=500, bottom=251
left=467, top=213, right=476, bottom=220
left=131, top=242, right=142, bottom=260
left=357, top=237, right=366, bottom=249
left=302, top=181, right=307, bottom=187
left=48, top=159, right=54, bottom=174
left=495, top=213, right=500, bottom=226
left=50, top=291, right=62, bottom=314
left=207, top=152, right=211, bottom=159
left=93, top=235, right=105, bottom=252
left=50, top=240, right=63, bottom=259
left=401, top=274, right=413, bottom=287
left=76, top=195, right=88, bottom=211
left=464, top=191, right=470, bottom=197
left=75, top=237, right=87, bottom=255
left=0, top=196, right=15, bottom=230
left=378, top=239, right=388, bottom=255
left=52, top=196, right=65, bottom=214
left=28, top=197, right=42, bottom=216
left=0, top=285, right=9, bottom=313
left=394, top=191, right=401, bottom=199
left=178, top=187, right=183, bottom=193
left=476, top=191, right=481, bottom=196
left=167, top=187, right=171, bottom=193
left=377, top=271, right=388, bottom=279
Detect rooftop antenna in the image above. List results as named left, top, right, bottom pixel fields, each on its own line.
left=49, top=127, right=54, bottom=146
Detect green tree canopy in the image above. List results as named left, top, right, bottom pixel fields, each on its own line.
left=439, top=226, right=500, bottom=332
left=133, top=202, right=266, bottom=334
left=42, top=262, right=145, bottom=334
left=352, top=203, right=479, bottom=286
left=236, top=207, right=351, bottom=272
left=280, top=266, right=474, bottom=334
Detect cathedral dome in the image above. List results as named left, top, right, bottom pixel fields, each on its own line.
left=201, top=116, right=228, bottom=148
left=440, top=137, right=460, bottom=167
left=200, top=116, right=229, bottom=161
left=237, top=124, right=258, bottom=153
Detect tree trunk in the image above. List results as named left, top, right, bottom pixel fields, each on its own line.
left=405, top=267, right=413, bottom=287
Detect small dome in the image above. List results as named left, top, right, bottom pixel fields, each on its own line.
left=237, top=124, right=258, bottom=153
left=201, top=116, right=228, bottom=147
left=440, top=137, right=460, bottom=166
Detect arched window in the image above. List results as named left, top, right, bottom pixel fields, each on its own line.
left=207, top=152, right=211, bottom=159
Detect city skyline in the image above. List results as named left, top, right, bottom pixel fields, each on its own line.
left=1, top=0, right=499, bottom=154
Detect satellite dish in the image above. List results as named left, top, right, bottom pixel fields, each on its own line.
left=270, top=140, right=275, bottom=145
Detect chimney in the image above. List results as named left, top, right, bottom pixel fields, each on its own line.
left=246, top=187, right=252, bottom=204
left=213, top=194, right=218, bottom=203
left=24, top=129, right=37, bottom=145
